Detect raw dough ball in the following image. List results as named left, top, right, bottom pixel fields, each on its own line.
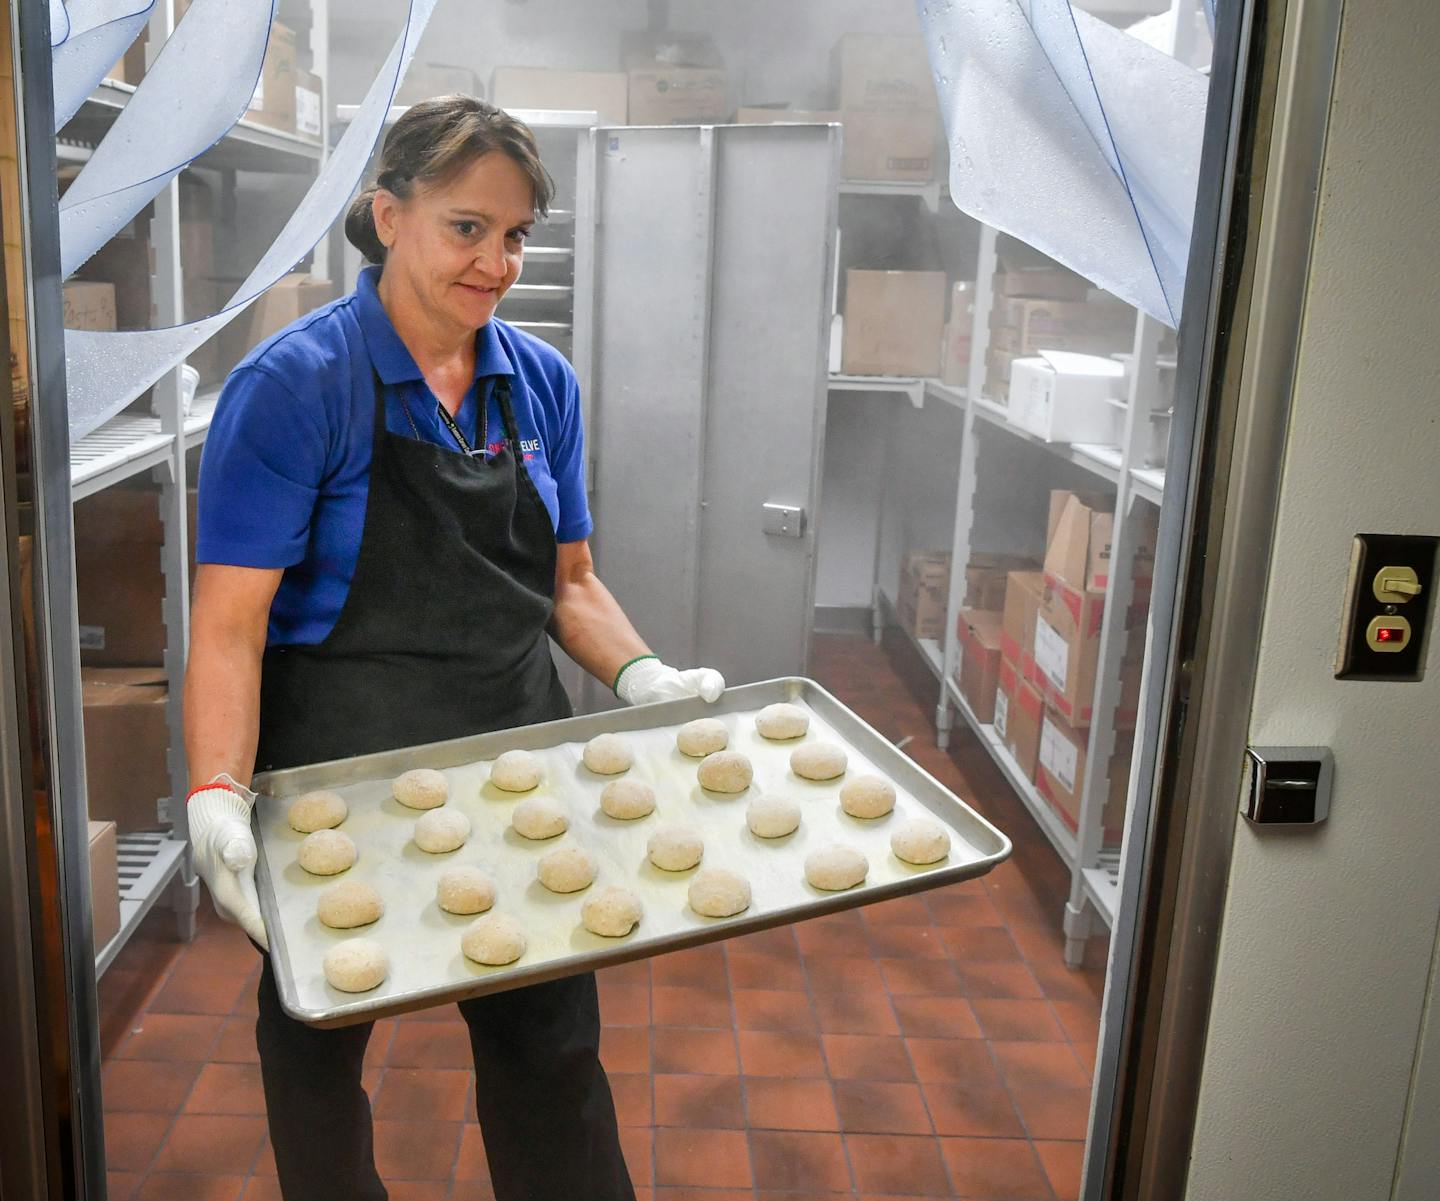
left=687, top=868, right=751, bottom=918
left=414, top=808, right=471, bottom=853
left=697, top=750, right=753, bottom=794
left=647, top=826, right=704, bottom=872
left=317, top=880, right=383, bottom=929
left=298, top=829, right=357, bottom=876
left=677, top=718, right=728, bottom=758
left=891, top=818, right=952, bottom=865
left=581, top=886, right=643, bottom=937
left=583, top=733, right=633, bottom=775
left=804, top=844, right=868, bottom=891
left=600, top=778, right=656, bottom=820
left=791, top=742, right=848, bottom=782
left=393, top=768, right=448, bottom=810
left=755, top=702, right=809, bottom=740
left=746, top=795, right=801, bottom=839
left=490, top=749, right=543, bottom=793
left=288, top=790, right=348, bottom=833
left=840, top=775, right=897, bottom=819
left=461, top=913, right=527, bottom=966
left=537, top=846, right=597, bottom=893
left=323, top=938, right=388, bottom=993
left=511, top=797, right=568, bottom=840
left=437, top=867, right=496, bottom=915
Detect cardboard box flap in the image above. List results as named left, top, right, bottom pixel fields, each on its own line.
left=82, top=666, right=169, bottom=705
left=1031, top=349, right=1125, bottom=378
left=958, top=609, right=1004, bottom=653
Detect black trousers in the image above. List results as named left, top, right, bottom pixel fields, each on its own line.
left=255, top=955, right=636, bottom=1201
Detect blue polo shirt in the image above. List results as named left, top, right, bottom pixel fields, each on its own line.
left=197, top=266, right=593, bottom=647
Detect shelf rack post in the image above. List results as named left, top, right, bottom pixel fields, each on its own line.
left=1063, top=312, right=1163, bottom=965
left=936, top=223, right=998, bottom=750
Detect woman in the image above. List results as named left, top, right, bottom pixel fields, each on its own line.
left=182, top=96, right=723, bottom=1201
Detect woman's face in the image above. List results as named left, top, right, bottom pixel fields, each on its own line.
left=374, top=150, right=535, bottom=335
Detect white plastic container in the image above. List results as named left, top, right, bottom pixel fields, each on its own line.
left=1010, top=350, right=1125, bottom=443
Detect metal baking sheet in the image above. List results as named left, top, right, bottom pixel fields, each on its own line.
left=253, top=678, right=1012, bottom=1027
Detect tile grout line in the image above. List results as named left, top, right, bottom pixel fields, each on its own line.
left=794, top=920, right=859, bottom=1200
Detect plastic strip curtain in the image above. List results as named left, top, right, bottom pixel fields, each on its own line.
left=60, top=0, right=277, bottom=277
left=917, top=0, right=1208, bottom=326
left=51, top=0, right=156, bottom=130
left=63, top=0, right=439, bottom=441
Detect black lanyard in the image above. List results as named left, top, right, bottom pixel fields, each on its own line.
left=398, top=380, right=488, bottom=456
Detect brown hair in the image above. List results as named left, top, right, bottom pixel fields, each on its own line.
left=344, top=95, right=554, bottom=265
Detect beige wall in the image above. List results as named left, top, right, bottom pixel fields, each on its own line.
left=1185, top=0, right=1440, bottom=1197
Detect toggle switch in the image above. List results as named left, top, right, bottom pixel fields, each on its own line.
left=1336, top=534, right=1438, bottom=681
left=1242, top=747, right=1334, bottom=826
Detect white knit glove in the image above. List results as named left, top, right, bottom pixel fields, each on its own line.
left=614, top=655, right=725, bottom=706
left=188, top=775, right=268, bottom=949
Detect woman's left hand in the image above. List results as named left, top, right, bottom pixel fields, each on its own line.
left=615, top=656, right=725, bottom=706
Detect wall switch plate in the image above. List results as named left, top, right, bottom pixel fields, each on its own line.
left=1336, top=533, right=1438, bottom=680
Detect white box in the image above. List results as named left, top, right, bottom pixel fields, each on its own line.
left=1009, top=350, right=1125, bottom=443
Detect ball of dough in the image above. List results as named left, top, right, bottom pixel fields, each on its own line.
left=490, top=749, right=543, bottom=793
left=323, top=938, right=388, bottom=993
left=647, top=826, right=704, bottom=872
left=791, top=742, right=848, bottom=781
left=581, top=886, right=643, bottom=937
left=697, top=750, right=753, bottom=794
left=393, top=768, right=448, bottom=810
left=600, top=778, right=656, bottom=820
left=298, top=829, right=357, bottom=876
left=582, top=733, right=633, bottom=775
left=688, top=868, right=751, bottom=918
left=414, top=808, right=471, bottom=854
left=746, top=795, right=801, bottom=838
left=891, top=818, right=952, bottom=865
left=316, top=880, right=383, bottom=929
left=288, top=790, right=348, bottom=833
left=436, top=867, right=496, bottom=915
left=676, top=718, right=728, bottom=758
left=537, top=846, right=597, bottom=893
left=511, top=797, right=568, bottom=840
left=461, top=913, right=527, bottom=966
left=755, top=702, right=809, bottom=740
left=805, top=844, right=868, bottom=891
left=840, top=775, right=897, bottom=819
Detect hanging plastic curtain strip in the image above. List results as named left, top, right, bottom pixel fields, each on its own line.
left=1204, top=0, right=1217, bottom=36
left=51, top=0, right=156, bottom=130
left=63, top=0, right=440, bottom=442
left=59, top=0, right=276, bottom=278
left=917, top=0, right=1205, bottom=326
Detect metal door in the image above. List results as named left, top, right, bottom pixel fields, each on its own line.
left=573, top=123, right=839, bottom=697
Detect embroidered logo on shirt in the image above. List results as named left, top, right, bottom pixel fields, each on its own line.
left=489, top=437, right=542, bottom=462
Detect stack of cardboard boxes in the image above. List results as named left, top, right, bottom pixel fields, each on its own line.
left=985, top=491, right=1155, bottom=841
left=832, top=34, right=940, bottom=183
left=896, top=550, right=951, bottom=643
left=953, top=553, right=1038, bottom=723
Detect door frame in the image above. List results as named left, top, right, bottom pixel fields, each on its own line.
left=1083, top=0, right=1345, bottom=1196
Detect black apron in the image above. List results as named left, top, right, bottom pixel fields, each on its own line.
left=256, top=371, right=571, bottom=772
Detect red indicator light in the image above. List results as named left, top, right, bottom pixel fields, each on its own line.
left=1377, top=627, right=1405, bottom=643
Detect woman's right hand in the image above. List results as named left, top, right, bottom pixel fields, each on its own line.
left=188, top=779, right=268, bottom=949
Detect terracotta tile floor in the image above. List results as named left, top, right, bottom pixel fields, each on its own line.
left=99, top=630, right=1107, bottom=1201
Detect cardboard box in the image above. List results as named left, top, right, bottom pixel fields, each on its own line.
left=833, top=34, right=938, bottom=113
left=396, top=61, right=478, bottom=105
left=839, top=108, right=939, bottom=182
left=1045, top=491, right=1113, bottom=594
left=1000, top=570, right=1046, bottom=683
left=74, top=489, right=197, bottom=666
left=966, top=553, right=1039, bottom=611
left=75, top=236, right=153, bottom=331
left=62, top=282, right=116, bottom=331
left=1035, top=712, right=1131, bottom=839
left=627, top=69, right=728, bottom=125
left=1010, top=351, right=1125, bottom=444
left=735, top=107, right=841, bottom=125
left=841, top=270, right=946, bottom=377
left=247, top=21, right=297, bottom=133
left=493, top=68, right=628, bottom=125
left=897, top=550, right=951, bottom=642
left=994, top=267, right=1090, bottom=302
left=105, top=34, right=148, bottom=86
left=88, top=820, right=121, bottom=952
left=990, top=298, right=1132, bottom=356
left=1034, top=575, right=1104, bottom=728
left=955, top=608, right=1004, bottom=723
left=1004, top=667, right=1045, bottom=781
left=82, top=669, right=170, bottom=833
left=295, top=69, right=323, bottom=139
left=229, top=274, right=334, bottom=360
left=940, top=281, right=974, bottom=386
